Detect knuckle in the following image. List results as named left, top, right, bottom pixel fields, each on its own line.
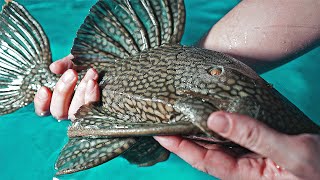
left=85, top=90, right=99, bottom=103
left=295, top=134, right=318, bottom=158
left=77, top=81, right=88, bottom=90
left=175, top=139, right=188, bottom=152
left=299, top=134, right=320, bottom=144
left=192, top=150, right=214, bottom=175
left=54, top=83, right=66, bottom=94
left=289, top=134, right=320, bottom=173
left=289, top=159, right=314, bottom=177
left=239, top=124, right=262, bottom=149
left=73, top=93, right=85, bottom=103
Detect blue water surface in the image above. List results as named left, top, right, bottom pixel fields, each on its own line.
left=0, top=0, right=319, bottom=179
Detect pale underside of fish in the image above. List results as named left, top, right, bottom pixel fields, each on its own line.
left=0, top=0, right=319, bottom=176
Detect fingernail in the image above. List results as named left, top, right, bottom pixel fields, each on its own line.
left=66, top=54, right=74, bottom=59
left=39, top=111, right=49, bottom=116
left=49, top=61, right=57, bottom=67
left=53, top=116, right=67, bottom=122
left=85, top=68, right=98, bottom=80
left=49, top=62, right=57, bottom=71
left=38, top=87, right=48, bottom=100
left=207, top=112, right=230, bottom=134
left=62, top=70, right=75, bottom=83
left=86, top=80, right=95, bottom=93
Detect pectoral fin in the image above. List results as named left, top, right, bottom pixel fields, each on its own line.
left=69, top=103, right=199, bottom=138
left=55, top=137, right=137, bottom=175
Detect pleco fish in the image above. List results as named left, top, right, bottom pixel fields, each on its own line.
left=0, top=0, right=319, bottom=176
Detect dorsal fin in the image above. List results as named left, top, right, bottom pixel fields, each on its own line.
left=168, top=0, right=185, bottom=43
left=71, top=0, right=185, bottom=66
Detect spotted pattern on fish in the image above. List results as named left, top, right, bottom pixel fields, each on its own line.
left=68, top=102, right=198, bottom=137
left=72, top=1, right=138, bottom=63
left=90, top=45, right=319, bottom=136
left=130, top=0, right=161, bottom=48
left=168, top=0, right=185, bottom=43
left=121, top=137, right=170, bottom=166
left=71, top=0, right=183, bottom=68
left=149, top=0, right=172, bottom=43
left=3, top=0, right=50, bottom=62
left=55, top=137, right=137, bottom=175
left=0, top=1, right=59, bottom=114
left=104, top=0, right=149, bottom=51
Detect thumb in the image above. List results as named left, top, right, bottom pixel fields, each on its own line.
left=207, top=111, right=300, bottom=170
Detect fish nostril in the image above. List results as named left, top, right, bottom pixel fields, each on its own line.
left=208, top=67, right=223, bottom=76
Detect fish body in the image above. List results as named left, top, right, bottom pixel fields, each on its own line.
left=70, top=44, right=320, bottom=139
left=0, top=0, right=319, bottom=176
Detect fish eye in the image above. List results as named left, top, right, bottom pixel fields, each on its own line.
left=208, top=66, right=223, bottom=76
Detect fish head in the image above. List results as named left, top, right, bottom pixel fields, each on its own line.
left=175, top=48, right=267, bottom=103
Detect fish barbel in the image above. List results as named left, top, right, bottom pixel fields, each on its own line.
left=0, top=0, right=319, bottom=176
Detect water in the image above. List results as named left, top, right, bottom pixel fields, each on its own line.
left=0, top=0, right=319, bottom=179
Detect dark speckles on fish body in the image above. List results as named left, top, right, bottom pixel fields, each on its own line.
left=1, top=0, right=320, bottom=176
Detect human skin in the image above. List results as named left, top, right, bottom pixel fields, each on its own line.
left=200, top=0, right=320, bottom=73
left=33, top=55, right=100, bottom=120
left=34, top=0, right=320, bottom=179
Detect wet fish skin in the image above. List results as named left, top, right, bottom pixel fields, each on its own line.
left=72, top=44, right=320, bottom=138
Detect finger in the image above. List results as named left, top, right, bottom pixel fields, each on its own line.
left=154, top=136, right=236, bottom=178
left=50, top=69, right=78, bottom=120
left=34, top=86, right=52, bottom=116
left=49, top=54, right=75, bottom=74
left=207, top=111, right=319, bottom=176
left=84, top=79, right=100, bottom=104
left=207, top=111, right=289, bottom=156
left=68, top=68, right=98, bottom=119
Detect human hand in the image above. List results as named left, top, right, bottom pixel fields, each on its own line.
left=155, top=111, right=320, bottom=179
left=34, top=55, right=100, bottom=120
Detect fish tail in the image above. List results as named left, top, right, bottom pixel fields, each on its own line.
left=0, top=1, right=57, bottom=115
